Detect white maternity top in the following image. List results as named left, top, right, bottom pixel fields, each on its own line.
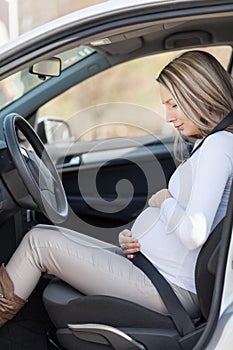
left=131, top=131, right=233, bottom=293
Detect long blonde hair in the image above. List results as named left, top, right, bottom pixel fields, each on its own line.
left=157, top=50, right=233, bottom=159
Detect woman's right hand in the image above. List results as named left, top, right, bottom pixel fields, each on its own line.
left=118, top=229, right=140, bottom=259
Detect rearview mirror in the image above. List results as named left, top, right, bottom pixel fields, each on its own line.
left=29, top=57, right=61, bottom=79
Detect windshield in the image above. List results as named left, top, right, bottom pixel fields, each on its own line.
left=0, top=45, right=95, bottom=109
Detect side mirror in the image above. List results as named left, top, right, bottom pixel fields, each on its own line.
left=29, top=57, right=61, bottom=79
left=36, top=117, right=74, bottom=144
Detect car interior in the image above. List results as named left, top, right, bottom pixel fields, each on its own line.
left=1, top=2, right=233, bottom=349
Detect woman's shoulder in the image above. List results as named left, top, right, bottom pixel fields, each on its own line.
left=200, top=131, right=233, bottom=160
left=204, top=130, right=233, bottom=148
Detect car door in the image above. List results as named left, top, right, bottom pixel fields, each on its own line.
left=51, top=134, right=176, bottom=244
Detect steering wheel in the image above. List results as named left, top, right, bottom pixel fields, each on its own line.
left=3, top=113, right=68, bottom=223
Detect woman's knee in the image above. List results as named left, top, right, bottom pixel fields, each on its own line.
left=22, top=225, right=59, bottom=249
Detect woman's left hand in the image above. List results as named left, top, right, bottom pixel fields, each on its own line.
left=148, top=189, right=172, bottom=208
left=119, top=229, right=140, bottom=259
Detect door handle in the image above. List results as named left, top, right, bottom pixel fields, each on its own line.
left=56, top=155, right=81, bottom=169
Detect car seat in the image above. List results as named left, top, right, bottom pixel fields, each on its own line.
left=42, top=218, right=223, bottom=350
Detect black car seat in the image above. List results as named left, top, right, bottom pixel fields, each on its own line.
left=43, top=218, right=223, bottom=350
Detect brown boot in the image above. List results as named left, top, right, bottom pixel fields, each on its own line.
left=0, top=264, right=27, bottom=327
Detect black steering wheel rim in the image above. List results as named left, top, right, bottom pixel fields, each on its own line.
left=3, top=113, right=68, bottom=223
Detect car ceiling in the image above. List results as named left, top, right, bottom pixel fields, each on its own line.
left=1, top=2, right=233, bottom=79
left=88, top=14, right=233, bottom=57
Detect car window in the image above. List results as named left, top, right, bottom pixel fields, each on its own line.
left=37, top=45, right=232, bottom=143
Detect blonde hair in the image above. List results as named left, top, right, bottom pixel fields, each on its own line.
left=157, top=50, right=233, bottom=136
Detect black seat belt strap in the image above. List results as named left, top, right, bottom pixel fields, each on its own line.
left=132, top=252, right=195, bottom=336
left=190, top=110, right=233, bottom=156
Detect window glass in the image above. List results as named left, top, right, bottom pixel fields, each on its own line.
left=37, top=46, right=232, bottom=142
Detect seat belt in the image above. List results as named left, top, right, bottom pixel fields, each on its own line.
left=190, top=109, right=233, bottom=156
left=133, top=252, right=195, bottom=336
left=132, top=110, right=233, bottom=336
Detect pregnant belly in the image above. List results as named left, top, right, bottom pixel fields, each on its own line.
left=131, top=206, right=160, bottom=240
left=131, top=206, right=182, bottom=275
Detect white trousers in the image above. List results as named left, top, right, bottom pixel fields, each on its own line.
left=6, top=224, right=200, bottom=318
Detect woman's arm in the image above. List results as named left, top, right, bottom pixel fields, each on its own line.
left=159, top=133, right=233, bottom=250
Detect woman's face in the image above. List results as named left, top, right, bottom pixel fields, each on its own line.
left=160, top=85, right=200, bottom=137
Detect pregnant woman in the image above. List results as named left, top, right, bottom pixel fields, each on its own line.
left=1, top=50, right=233, bottom=326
